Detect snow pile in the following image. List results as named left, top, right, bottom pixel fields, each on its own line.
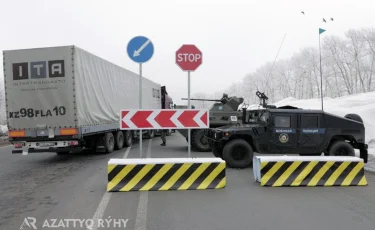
left=0, top=125, right=8, bottom=136
left=273, top=91, right=375, bottom=144
left=274, top=97, right=298, bottom=105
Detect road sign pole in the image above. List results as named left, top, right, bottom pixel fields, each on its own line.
left=139, top=63, right=143, bottom=158
left=319, top=28, right=326, bottom=111
left=188, top=70, right=191, bottom=158
left=126, top=35, right=154, bottom=159
left=319, top=32, right=323, bottom=111
left=175, top=44, right=202, bottom=158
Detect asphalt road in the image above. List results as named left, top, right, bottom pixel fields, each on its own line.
left=1, top=133, right=375, bottom=230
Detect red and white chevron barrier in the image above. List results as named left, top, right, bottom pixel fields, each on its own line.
left=120, top=109, right=209, bottom=129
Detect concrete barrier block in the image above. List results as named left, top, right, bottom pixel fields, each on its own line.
left=107, top=158, right=226, bottom=192
left=253, top=156, right=368, bottom=187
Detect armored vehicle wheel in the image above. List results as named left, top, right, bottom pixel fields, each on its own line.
left=115, top=131, right=124, bottom=150
left=192, top=129, right=211, bottom=152
left=123, top=131, right=132, bottom=147
left=212, top=142, right=222, bottom=158
left=222, top=139, right=253, bottom=168
left=327, top=141, right=355, bottom=157
left=104, top=132, right=115, bottom=153
left=344, top=113, right=363, bottom=123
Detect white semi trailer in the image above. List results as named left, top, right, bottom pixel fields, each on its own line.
left=3, top=45, right=173, bottom=154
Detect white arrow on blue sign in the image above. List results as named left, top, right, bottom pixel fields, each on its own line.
left=127, top=36, right=154, bottom=63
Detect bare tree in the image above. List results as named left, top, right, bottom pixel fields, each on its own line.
left=193, top=27, right=375, bottom=106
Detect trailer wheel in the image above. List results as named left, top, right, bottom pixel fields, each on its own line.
left=115, top=131, right=124, bottom=150
left=56, top=151, right=70, bottom=155
left=192, top=129, right=211, bottom=152
left=222, top=139, right=253, bottom=168
left=123, top=131, right=132, bottom=147
left=105, top=132, right=115, bottom=153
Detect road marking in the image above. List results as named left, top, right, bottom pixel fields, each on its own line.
left=88, top=146, right=131, bottom=230
left=146, top=139, right=152, bottom=158
left=134, top=139, right=152, bottom=230
left=0, top=145, right=10, bottom=148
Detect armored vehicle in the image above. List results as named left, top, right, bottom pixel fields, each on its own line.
left=177, top=94, right=245, bottom=152
left=205, top=91, right=369, bottom=168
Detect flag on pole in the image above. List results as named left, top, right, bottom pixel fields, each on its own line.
left=319, top=28, right=326, bottom=34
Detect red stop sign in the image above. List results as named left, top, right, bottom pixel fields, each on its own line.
left=175, top=44, right=202, bottom=71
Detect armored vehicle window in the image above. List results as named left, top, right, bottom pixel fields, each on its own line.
left=258, top=110, right=269, bottom=123
left=301, top=115, right=318, bottom=128
left=275, top=116, right=291, bottom=127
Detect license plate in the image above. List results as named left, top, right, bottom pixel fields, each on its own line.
left=39, top=142, right=54, bottom=147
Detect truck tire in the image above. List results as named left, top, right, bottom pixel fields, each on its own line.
left=115, top=131, right=124, bottom=150
left=166, top=129, right=172, bottom=136
left=104, top=132, right=115, bottom=153
left=212, top=142, right=222, bottom=158
left=344, top=113, right=363, bottom=123
left=327, top=141, right=355, bottom=156
left=191, top=129, right=211, bottom=152
left=56, top=151, right=70, bottom=155
left=123, top=131, right=132, bottom=147
left=222, top=139, right=253, bottom=168
left=146, top=130, right=155, bottom=139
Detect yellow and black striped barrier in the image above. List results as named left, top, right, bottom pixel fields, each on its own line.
left=253, top=156, right=367, bottom=187
left=107, top=158, right=226, bottom=192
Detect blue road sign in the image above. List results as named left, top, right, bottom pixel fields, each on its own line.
left=127, top=36, right=154, bottom=63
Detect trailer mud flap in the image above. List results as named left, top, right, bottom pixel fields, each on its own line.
left=12, top=150, right=23, bottom=154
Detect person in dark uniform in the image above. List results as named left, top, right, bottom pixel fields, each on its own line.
left=160, top=129, right=167, bottom=146
left=160, top=86, right=173, bottom=147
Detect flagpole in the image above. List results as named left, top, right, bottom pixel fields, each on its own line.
left=319, top=28, right=325, bottom=111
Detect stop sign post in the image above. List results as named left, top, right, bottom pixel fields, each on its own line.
left=175, top=44, right=203, bottom=157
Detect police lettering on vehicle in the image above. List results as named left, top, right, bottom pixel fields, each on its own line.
left=301, top=128, right=326, bottom=134
left=274, top=128, right=296, bottom=133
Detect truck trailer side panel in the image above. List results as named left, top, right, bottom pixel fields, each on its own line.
left=3, top=46, right=76, bottom=131
left=73, top=46, right=161, bottom=129
left=3, top=45, right=165, bottom=153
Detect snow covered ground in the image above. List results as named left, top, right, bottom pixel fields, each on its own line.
left=0, top=125, right=7, bottom=135
left=0, top=125, right=8, bottom=142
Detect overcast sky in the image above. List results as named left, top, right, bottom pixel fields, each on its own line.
left=1, top=0, right=374, bottom=105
